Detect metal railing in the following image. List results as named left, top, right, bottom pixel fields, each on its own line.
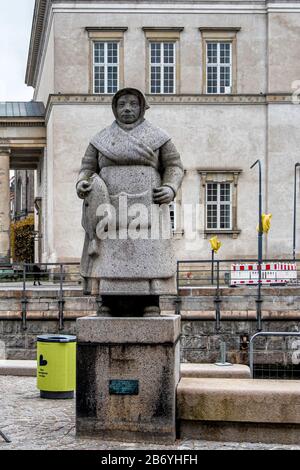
left=177, top=258, right=300, bottom=332
left=0, top=262, right=81, bottom=331
left=1, top=258, right=300, bottom=333
left=249, top=331, right=300, bottom=379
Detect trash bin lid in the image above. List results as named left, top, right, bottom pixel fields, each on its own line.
left=37, top=335, right=76, bottom=343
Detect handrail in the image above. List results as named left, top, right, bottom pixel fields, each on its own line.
left=0, top=262, right=81, bottom=331
left=21, top=264, right=27, bottom=331
left=249, top=331, right=300, bottom=378
left=0, top=259, right=299, bottom=334
left=177, top=258, right=300, bottom=332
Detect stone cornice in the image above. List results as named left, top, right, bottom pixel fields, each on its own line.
left=45, top=92, right=297, bottom=119
left=49, top=1, right=300, bottom=14
left=44, top=92, right=297, bottom=122
left=142, top=27, right=184, bottom=32
left=85, top=26, right=128, bottom=32
left=0, top=138, right=46, bottom=147
left=26, top=0, right=49, bottom=87
left=197, top=168, right=243, bottom=173
left=0, top=118, right=45, bottom=128
left=199, top=26, right=241, bottom=31
left=0, top=144, right=11, bottom=155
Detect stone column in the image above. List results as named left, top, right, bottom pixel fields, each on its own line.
left=0, top=147, right=11, bottom=262
left=76, top=315, right=181, bottom=443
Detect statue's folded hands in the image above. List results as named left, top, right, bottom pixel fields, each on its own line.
left=153, top=186, right=175, bottom=205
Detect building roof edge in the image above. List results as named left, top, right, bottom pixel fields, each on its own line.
left=25, top=0, right=50, bottom=88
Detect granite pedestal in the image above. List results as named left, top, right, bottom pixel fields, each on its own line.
left=76, top=315, right=180, bottom=443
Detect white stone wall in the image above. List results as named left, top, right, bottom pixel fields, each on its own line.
left=49, top=10, right=267, bottom=95
left=44, top=113, right=55, bottom=262
left=267, top=104, right=300, bottom=258
left=35, top=22, right=55, bottom=104
left=268, top=12, right=300, bottom=93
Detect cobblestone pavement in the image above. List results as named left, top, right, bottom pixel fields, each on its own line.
left=1, top=377, right=300, bottom=451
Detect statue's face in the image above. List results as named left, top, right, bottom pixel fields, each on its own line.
left=116, top=94, right=141, bottom=124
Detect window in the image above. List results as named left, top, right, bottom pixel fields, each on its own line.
left=207, top=42, right=232, bottom=94
left=143, top=27, right=183, bottom=95
left=169, top=188, right=184, bottom=238
left=94, top=42, right=119, bottom=94
left=150, top=42, right=176, bottom=94
left=199, top=27, right=240, bottom=94
left=86, top=27, right=127, bottom=94
left=169, top=201, right=177, bottom=232
left=198, top=169, right=242, bottom=238
left=206, top=182, right=232, bottom=229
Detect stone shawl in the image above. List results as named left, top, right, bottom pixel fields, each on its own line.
left=90, top=120, right=171, bottom=167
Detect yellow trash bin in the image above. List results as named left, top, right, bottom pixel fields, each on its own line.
left=37, top=335, right=76, bottom=399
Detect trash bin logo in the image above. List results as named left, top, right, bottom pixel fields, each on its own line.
left=39, top=355, right=48, bottom=367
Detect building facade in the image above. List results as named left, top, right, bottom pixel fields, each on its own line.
left=1, top=0, right=300, bottom=264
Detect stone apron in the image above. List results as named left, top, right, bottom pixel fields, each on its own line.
left=86, top=165, right=176, bottom=295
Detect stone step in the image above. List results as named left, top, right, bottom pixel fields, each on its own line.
left=0, top=360, right=36, bottom=377
left=177, top=377, right=300, bottom=444
left=0, top=361, right=250, bottom=379
left=181, top=363, right=251, bottom=379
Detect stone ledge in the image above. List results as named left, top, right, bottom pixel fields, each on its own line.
left=0, top=360, right=36, bottom=377
left=3, top=361, right=242, bottom=380
left=164, top=310, right=300, bottom=320
left=179, top=420, right=300, bottom=445
left=1, top=361, right=249, bottom=379
left=0, top=289, right=85, bottom=298
left=77, top=315, right=181, bottom=344
left=0, top=311, right=96, bottom=320
left=177, top=287, right=300, bottom=296
left=177, top=378, right=300, bottom=424
left=1, top=310, right=300, bottom=321
left=181, top=364, right=251, bottom=379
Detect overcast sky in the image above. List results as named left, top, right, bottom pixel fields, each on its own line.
left=0, top=0, right=35, bottom=102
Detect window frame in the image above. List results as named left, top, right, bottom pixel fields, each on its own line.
left=206, top=41, right=232, bottom=94
left=143, top=27, right=183, bottom=95
left=86, top=27, right=127, bottom=95
left=93, top=41, right=120, bottom=95
left=169, top=187, right=184, bottom=238
left=149, top=41, right=176, bottom=95
left=199, top=27, right=240, bottom=95
left=169, top=201, right=177, bottom=233
left=198, top=169, right=242, bottom=238
left=206, top=182, right=232, bottom=230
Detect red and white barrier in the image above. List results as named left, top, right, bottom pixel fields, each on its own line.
left=230, top=262, right=297, bottom=286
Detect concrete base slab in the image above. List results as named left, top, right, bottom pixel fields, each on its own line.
left=180, top=421, right=300, bottom=445
left=177, top=377, right=300, bottom=443
left=0, top=360, right=36, bottom=377
left=178, top=378, right=300, bottom=424
left=76, top=315, right=181, bottom=444
left=180, top=363, right=251, bottom=379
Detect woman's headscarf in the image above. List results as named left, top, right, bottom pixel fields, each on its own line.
left=112, top=88, right=150, bottom=129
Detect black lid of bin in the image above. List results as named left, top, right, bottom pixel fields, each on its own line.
left=37, top=335, right=76, bottom=343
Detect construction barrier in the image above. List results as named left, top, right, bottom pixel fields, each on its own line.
left=230, top=262, right=297, bottom=286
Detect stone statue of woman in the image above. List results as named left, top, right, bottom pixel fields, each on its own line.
left=76, top=88, right=184, bottom=316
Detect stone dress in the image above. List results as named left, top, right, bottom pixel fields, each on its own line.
left=77, top=118, right=184, bottom=299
